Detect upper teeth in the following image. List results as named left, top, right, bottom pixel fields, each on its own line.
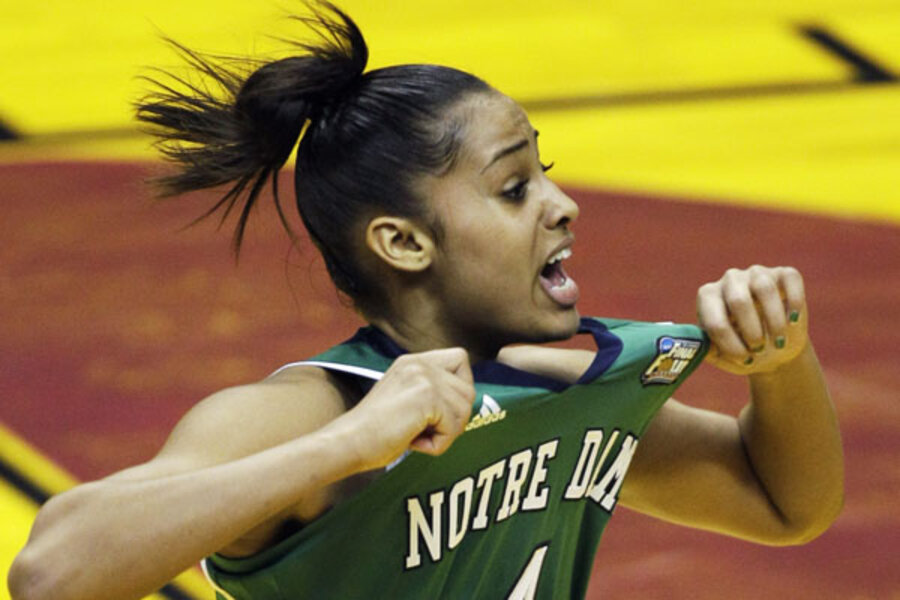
left=548, top=248, right=572, bottom=264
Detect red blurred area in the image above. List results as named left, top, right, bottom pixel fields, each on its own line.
left=2, top=162, right=898, bottom=598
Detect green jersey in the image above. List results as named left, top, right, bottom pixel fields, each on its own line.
left=203, top=317, right=708, bottom=599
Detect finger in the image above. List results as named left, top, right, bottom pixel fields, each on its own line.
left=422, top=347, right=473, bottom=383
left=698, top=282, right=751, bottom=359
left=708, top=272, right=764, bottom=352
left=410, top=425, right=442, bottom=455
left=749, top=267, right=787, bottom=349
left=411, top=409, right=465, bottom=455
left=776, top=266, right=807, bottom=323
left=721, top=271, right=768, bottom=353
left=451, top=351, right=474, bottom=385
left=411, top=431, right=454, bottom=456
left=430, top=383, right=477, bottom=432
left=429, top=362, right=477, bottom=412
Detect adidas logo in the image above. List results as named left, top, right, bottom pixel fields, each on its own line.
left=465, top=394, right=507, bottom=431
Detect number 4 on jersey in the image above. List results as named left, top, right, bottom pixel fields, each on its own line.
left=507, top=544, right=549, bottom=600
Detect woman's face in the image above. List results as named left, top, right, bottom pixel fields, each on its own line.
left=419, top=91, right=581, bottom=354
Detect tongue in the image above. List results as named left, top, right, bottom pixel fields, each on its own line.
left=542, top=261, right=567, bottom=287
left=539, top=262, right=580, bottom=307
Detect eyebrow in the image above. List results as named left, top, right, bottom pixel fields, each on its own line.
left=481, top=130, right=540, bottom=174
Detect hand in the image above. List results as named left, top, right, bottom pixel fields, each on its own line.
left=697, top=265, right=808, bottom=376
left=342, top=348, right=476, bottom=471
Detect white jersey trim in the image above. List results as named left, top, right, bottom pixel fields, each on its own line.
left=201, top=558, right=238, bottom=600
left=270, top=360, right=384, bottom=381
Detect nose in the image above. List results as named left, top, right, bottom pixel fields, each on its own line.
left=543, top=183, right=579, bottom=230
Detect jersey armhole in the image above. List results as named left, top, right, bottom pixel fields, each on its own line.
left=269, top=360, right=384, bottom=381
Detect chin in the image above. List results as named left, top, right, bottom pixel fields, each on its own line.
left=552, top=307, right=582, bottom=339
left=524, top=306, right=581, bottom=344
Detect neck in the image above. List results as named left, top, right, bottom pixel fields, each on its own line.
left=367, top=293, right=500, bottom=364
left=369, top=317, right=501, bottom=364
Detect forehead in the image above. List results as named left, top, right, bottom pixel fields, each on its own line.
left=452, top=92, right=533, bottom=167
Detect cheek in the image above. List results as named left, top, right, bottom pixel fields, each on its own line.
left=460, top=249, right=540, bottom=315
left=432, top=196, right=538, bottom=294
left=448, top=225, right=531, bottom=280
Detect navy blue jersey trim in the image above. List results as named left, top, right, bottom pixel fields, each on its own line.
left=576, top=318, right=624, bottom=385
left=350, top=325, right=407, bottom=358
left=472, top=360, right=569, bottom=392
left=343, top=318, right=623, bottom=391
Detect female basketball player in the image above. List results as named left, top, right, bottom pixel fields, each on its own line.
left=8, top=3, right=843, bottom=599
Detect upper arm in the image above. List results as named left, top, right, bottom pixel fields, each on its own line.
left=621, top=399, right=798, bottom=545
left=104, top=367, right=348, bottom=485
left=497, top=345, right=594, bottom=382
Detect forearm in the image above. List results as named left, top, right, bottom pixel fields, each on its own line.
left=739, top=342, right=844, bottom=541
left=9, top=421, right=361, bottom=600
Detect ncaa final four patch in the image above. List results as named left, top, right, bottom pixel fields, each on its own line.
left=641, top=336, right=702, bottom=385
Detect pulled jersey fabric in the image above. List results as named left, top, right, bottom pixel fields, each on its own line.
left=203, top=317, right=708, bottom=599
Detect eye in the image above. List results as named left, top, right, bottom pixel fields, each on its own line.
left=500, top=160, right=554, bottom=202
left=502, top=179, right=529, bottom=202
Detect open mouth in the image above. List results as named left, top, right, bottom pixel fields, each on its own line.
left=539, top=247, right=579, bottom=307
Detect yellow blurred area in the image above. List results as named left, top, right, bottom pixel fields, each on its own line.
left=534, top=84, right=900, bottom=222
left=0, top=0, right=856, bottom=134
left=0, top=485, right=35, bottom=582
left=1, top=0, right=898, bottom=223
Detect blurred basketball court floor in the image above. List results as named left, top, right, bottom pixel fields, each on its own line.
left=2, top=1, right=899, bottom=598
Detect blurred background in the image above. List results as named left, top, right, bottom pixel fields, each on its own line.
left=2, top=1, right=899, bottom=598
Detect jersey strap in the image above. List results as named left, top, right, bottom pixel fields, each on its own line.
left=269, top=360, right=383, bottom=381
left=268, top=317, right=628, bottom=391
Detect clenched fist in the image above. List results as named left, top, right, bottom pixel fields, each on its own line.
left=697, top=265, right=808, bottom=376
left=343, top=348, right=477, bottom=471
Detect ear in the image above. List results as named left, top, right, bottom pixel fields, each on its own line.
left=365, top=216, right=435, bottom=273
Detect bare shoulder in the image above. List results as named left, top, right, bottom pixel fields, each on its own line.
left=497, top=345, right=595, bottom=384
left=107, top=365, right=353, bottom=482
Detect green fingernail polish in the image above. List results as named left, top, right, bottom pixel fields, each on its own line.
left=744, top=356, right=754, bottom=365
left=752, top=344, right=765, bottom=353
left=776, top=336, right=786, bottom=349
left=790, top=310, right=800, bottom=323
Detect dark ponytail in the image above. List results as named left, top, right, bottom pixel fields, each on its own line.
left=137, top=1, right=490, bottom=311
left=137, top=1, right=365, bottom=249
